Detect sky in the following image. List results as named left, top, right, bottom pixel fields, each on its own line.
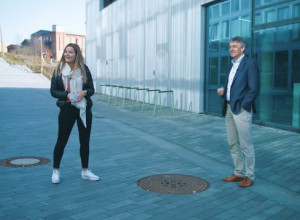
left=0, top=0, right=86, bottom=44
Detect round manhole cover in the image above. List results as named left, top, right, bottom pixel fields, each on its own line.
left=137, top=174, right=210, bottom=194
left=0, top=156, right=50, bottom=168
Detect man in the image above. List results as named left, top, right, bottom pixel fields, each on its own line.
left=217, top=36, right=260, bottom=187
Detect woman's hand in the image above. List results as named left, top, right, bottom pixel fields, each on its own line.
left=67, top=90, right=87, bottom=102
left=77, top=90, right=87, bottom=102
left=67, top=92, right=72, bottom=102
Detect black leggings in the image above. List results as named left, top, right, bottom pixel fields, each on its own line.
left=53, top=103, right=92, bottom=169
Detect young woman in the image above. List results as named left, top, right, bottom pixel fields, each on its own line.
left=50, top=43, right=99, bottom=184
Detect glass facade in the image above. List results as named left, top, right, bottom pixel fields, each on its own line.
left=206, top=0, right=300, bottom=130
left=206, top=0, right=251, bottom=116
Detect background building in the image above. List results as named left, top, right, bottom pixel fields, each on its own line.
left=86, top=0, right=300, bottom=131
left=31, top=25, right=85, bottom=60
left=6, top=44, right=20, bottom=53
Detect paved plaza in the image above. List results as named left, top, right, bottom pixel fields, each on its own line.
left=0, top=58, right=299, bottom=219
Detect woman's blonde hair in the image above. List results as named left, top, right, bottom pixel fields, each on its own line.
left=55, top=43, right=87, bottom=83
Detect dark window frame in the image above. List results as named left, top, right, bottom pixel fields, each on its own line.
left=100, top=0, right=117, bottom=10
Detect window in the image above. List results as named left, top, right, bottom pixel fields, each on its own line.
left=274, top=51, right=288, bottom=88
left=276, top=25, right=289, bottom=43
left=231, top=18, right=239, bottom=37
left=293, top=23, right=300, bottom=41
left=292, top=50, right=300, bottom=84
left=44, top=36, right=51, bottom=46
left=255, top=12, right=262, bottom=25
left=222, top=2, right=230, bottom=15
left=255, top=0, right=282, bottom=8
left=220, top=56, right=230, bottom=84
left=209, top=58, right=218, bottom=85
left=293, top=3, right=300, bottom=17
left=240, top=15, right=251, bottom=37
left=241, top=0, right=250, bottom=10
left=231, top=0, right=239, bottom=12
left=221, top=21, right=230, bottom=50
left=212, top=5, right=220, bottom=18
left=255, top=0, right=262, bottom=7
left=277, top=6, right=289, bottom=21
left=261, top=52, right=273, bottom=73
left=100, top=0, right=117, bottom=10
left=266, top=9, right=276, bottom=23
left=222, top=21, right=229, bottom=39
left=209, top=23, right=220, bottom=51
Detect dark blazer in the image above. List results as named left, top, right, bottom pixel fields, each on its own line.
left=50, top=64, right=95, bottom=110
left=222, top=55, right=260, bottom=116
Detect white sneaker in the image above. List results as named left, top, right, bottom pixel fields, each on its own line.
left=81, top=170, right=100, bottom=181
left=52, top=170, right=60, bottom=184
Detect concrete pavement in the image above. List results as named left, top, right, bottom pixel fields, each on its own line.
left=0, top=58, right=299, bottom=219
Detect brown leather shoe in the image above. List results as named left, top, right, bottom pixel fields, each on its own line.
left=239, top=177, right=254, bottom=187
left=223, top=174, right=244, bottom=182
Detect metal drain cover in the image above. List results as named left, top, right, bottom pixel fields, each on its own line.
left=0, top=156, right=50, bottom=168
left=137, top=174, right=210, bottom=194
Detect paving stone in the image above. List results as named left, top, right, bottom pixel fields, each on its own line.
left=0, top=64, right=300, bottom=219
left=263, top=205, right=286, bottom=215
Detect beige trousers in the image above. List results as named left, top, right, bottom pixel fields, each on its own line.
left=225, top=104, right=255, bottom=180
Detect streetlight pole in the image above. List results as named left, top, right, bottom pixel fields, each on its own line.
left=39, top=36, right=43, bottom=73
left=0, top=25, right=4, bottom=58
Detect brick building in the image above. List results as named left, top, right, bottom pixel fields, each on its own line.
left=31, top=25, right=85, bottom=61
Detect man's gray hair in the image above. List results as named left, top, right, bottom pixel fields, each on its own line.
left=230, top=36, right=246, bottom=48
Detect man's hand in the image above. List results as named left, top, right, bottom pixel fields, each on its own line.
left=217, top=87, right=224, bottom=96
